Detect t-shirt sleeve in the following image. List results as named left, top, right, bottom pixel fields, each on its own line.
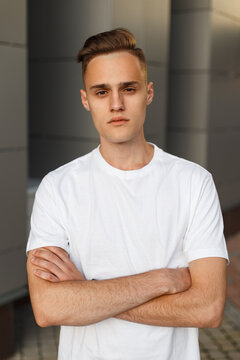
left=183, top=171, right=229, bottom=264
left=26, top=174, right=69, bottom=255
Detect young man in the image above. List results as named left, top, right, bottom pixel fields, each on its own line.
left=27, top=28, right=229, bottom=359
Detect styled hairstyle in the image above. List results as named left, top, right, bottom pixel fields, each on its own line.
left=76, top=28, right=147, bottom=79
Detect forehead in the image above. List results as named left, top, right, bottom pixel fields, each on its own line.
left=84, top=51, right=146, bottom=88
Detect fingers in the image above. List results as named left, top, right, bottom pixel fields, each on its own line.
left=31, top=255, right=63, bottom=279
left=176, top=267, right=192, bottom=291
left=42, top=246, right=69, bottom=261
left=30, top=247, right=85, bottom=282
left=32, top=248, right=69, bottom=274
left=34, top=268, right=60, bottom=282
left=162, top=267, right=192, bottom=295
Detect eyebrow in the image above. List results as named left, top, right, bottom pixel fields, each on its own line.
left=89, top=81, right=140, bottom=90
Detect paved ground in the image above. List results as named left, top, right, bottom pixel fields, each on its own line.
left=5, top=233, right=240, bottom=360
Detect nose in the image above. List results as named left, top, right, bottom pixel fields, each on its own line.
left=110, top=91, right=125, bottom=112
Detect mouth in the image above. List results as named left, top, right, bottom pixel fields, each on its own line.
left=108, top=117, right=129, bottom=125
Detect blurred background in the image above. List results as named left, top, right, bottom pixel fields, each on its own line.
left=0, top=0, right=240, bottom=359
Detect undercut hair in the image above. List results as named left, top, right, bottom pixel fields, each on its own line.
left=76, top=28, right=147, bottom=79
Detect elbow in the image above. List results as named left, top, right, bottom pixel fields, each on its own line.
left=33, top=305, right=54, bottom=328
left=207, top=314, right=223, bottom=329
left=209, top=297, right=226, bottom=328
left=31, top=295, right=58, bottom=327
left=34, top=309, right=61, bottom=327
left=35, top=316, right=50, bottom=328
left=28, top=286, right=61, bottom=327
left=208, top=307, right=224, bottom=328
left=200, top=301, right=225, bottom=328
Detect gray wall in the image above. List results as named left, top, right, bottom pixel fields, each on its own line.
left=28, top=0, right=171, bottom=178
left=168, top=0, right=240, bottom=211
left=0, top=0, right=27, bottom=301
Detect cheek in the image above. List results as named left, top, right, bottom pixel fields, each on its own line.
left=89, top=102, right=106, bottom=119
left=128, top=92, right=147, bottom=107
left=89, top=105, right=108, bottom=130
left=128, top=96, right=147, bottom=116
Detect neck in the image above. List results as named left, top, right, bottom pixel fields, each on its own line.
left=99, top=133, right=154, bottom=171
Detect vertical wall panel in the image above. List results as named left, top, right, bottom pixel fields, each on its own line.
left=167, top=131, right=208, bottom=167
left=29, top=0, right=112, bottom=59
left=170, top=11, right=211, bottom=70
left=0, top=0, right=27, bottom=301
left=167, top=8, right=211, bottom=169
left=212, top=0, right=240, bottom=20
left=144, top=0, right=170, bottom=64
left=29, top=60, right=96, bottom=138
left=0, top=248, right=27, bottom=297
left=0, top=151, right=27, bottom=253
left=168, top=73, right=209, bottom=130
left=0, top=0, right=26, bottom=44
left=167, top=1, right=240, bottom=212
left=172, top=0, right=210, bottom=11
left=144, top=65, right=167, bottom=147
left=208, top=4, right=240, bottom=211
left=111, top=0, right=146, bottom=50
left=210, top=12, right=240, bottom=71
left=208, top=132, right=240, bottom=184
left=29, top=138, right=99, bottom=178
left=0, top=46, right=27, bottom=149
left=209, top=74, right=240, bottom=129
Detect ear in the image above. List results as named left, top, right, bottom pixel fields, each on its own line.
left=146, top=82, right=154, bottom=105
left=80, top=89, right=90, bottom=111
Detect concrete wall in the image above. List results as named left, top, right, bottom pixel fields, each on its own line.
left=0, top=0, right=27, bottom=302
left=168, top=0, right=240, bottom=211
left=208, top=0, right=240, bottom=210
left=28, top=0, right=171, bottom=178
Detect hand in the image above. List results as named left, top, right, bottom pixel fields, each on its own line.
left=30, top=246, right=85, bottom=282
left=163, top=267, right=192, bottom=294
left=150, top=267, right=192, bottom=296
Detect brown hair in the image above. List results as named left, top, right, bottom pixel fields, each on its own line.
left=76, top=28, right=147, bottom=79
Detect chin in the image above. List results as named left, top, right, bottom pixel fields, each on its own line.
left=102, top=134, right=136, bottom=145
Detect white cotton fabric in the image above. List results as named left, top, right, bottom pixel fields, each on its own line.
left=27, top=142, right=229, bottom=360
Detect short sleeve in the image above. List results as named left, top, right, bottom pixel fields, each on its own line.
left=26, top=174, right=69, bottom=255
left=183, top=172, right=229, bottom=264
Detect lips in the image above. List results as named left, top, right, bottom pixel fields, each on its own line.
left=108, top=117, right=129, bottom=123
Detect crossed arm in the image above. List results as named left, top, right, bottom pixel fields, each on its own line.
left=27, top=247, right=227, bottom=328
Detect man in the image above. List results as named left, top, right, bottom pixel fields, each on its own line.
left=27, top=28, right=229, bottom=359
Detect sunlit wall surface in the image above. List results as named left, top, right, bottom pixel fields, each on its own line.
left=28, top=0, right=171, bottom=178
left=168, top=0, right=240, bottom=211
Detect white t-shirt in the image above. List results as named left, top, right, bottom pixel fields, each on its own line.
left=27, top=142, right=229, bottom=360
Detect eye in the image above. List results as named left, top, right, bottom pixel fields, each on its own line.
left=96, top=90, right=108, bottom=96
left=124, top=87, right=136, bottom=93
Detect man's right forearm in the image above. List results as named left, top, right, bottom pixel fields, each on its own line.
left=27, top=257, right=190, bottom=327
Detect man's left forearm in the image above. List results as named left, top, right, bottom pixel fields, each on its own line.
left=115, top=257, right=227, bottom=328
left=115, top=287, right=218, bottom=327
